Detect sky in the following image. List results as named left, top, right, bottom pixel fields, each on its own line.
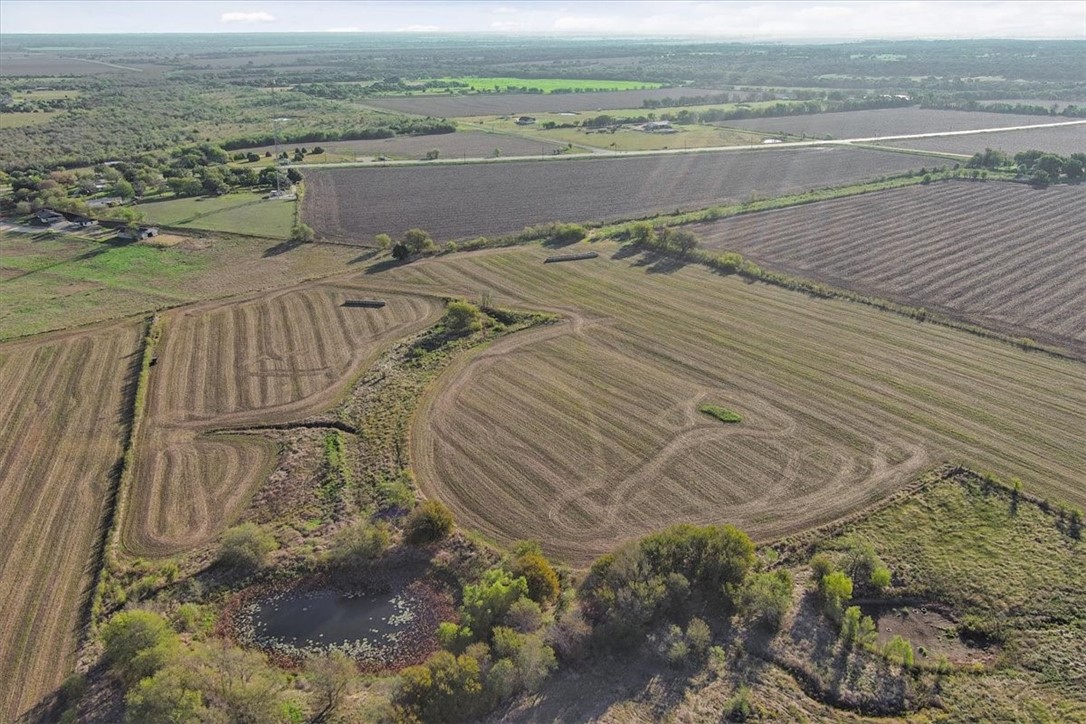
left=0, top=1, right=1084, bottom=39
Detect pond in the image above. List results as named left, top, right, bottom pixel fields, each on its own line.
left=230, top=572, right=455, bottom=670
left=857, top=600, right=999, bottom=666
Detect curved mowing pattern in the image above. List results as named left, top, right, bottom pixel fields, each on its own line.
left=693, top=181, right=1086, bottom=356
left=356, top=247, right=1086, bottom=567
left=125, top=284, right=441, bottom=556
left=0, top=321, right=143, bottom=721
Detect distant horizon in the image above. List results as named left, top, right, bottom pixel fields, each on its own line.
left=0, top=1, right=1083, bottom=40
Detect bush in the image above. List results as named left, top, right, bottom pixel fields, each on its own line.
left=402, top=227, right=436, bottom=254
left=738, top=570, right=793, bottom=630
left=809, top=552, right=834, bottom=580
left=289, top=223, right=315, bottom=243
left=884, top=635, right=915, bottom=666
left=374, top=233, right=392, bottom=250
left=550, top=223, right=587, bottom=245
left=686, top=617, right=712, bottom=657
left=101, top=610, right=179, bottom=685
left=391, top=242, right=410, bottom=260
left=328, top=520, right=390, bottom=568
left=726, top=685, right=754, bottom=721
left=510, top=552, right=560, bottom=605
left=839, top=605, right=877, bottom=648
left=216, top=523, right=277, bottom=572
left=403, top=499, right=454, bottom=545
left=461, top=569, right=529, bottom=638
left=505, top=597, right=543, bottom=633
left=819, top=571, right=853, bottom=622
left=443, top=300, right=483, bottom=335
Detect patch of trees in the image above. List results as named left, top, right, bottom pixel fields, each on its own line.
left=967, top=148, right=1086, bottom=186
left=220, top=118, right=456, bottom=152
left=921, top=98, right=1086, bottom=117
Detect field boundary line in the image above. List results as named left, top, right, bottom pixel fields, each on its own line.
left=82, top=314, right=160, bottom=637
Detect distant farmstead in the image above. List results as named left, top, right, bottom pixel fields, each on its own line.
left=515, top=116, right=537, bottom=125
left=34, top=209, right=66, bottom=225
left=118, top=226, right=160, bottom=241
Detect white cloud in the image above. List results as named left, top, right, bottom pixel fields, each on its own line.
left=401, top=23, right=440, bottom=31
left=220, top=11, right=276, bottom=23
left=326, top=26, right=361, bottom=32
left=490, top=20, right=527, bottom=31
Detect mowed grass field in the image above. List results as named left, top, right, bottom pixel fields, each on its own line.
left=124, top=284, right=441, bottom=556
left=0, top=320, right=143, bottom=721
left=0, top=232, right=364, bottom=339
left=302, top=147, right=925, bottom=243
left=692, top=181, right=1086, bottom=357
left=355, top=244, right=1086, bottom=566
left=137, top=191, right=294, bottom=238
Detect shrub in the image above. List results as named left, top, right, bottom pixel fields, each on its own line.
left=216, top=523, right=277, bottom=572
left=402, top=228, right=436, bottom=254
left=505, top=597, right=543, bottom=633
left=839, top=605, right=877, bottom=648
left=461, top=569, right=529, bottom=638
left=819, top=571, right=853, bottom=622
left=100, top=610, right=179, bottom=685
left=686, top=617, right=712, bottom=657
left=884, top=635, right=915, bottom=666
left=726, top=685, right=754, bottom=721
left=510, top=552, right=560, bottom=604
left=546, top=607, right=592, bottom=662
left=374, top=233, right=392, bottom=250
left=486, top=658, right=518, bottom=702
left=515, top=634, right=557, bottom=691
left=328, top=520, right=390, bottom=568
left=403, top=499, right=454, bottom=545
left=738, top=570, right=793, bottom=630
left=391, top=241, right=410, bottom=260
left=289, top=223, right=315, bottom=243
left=443, top=300, right=483, bottom=335
left=809, top=552, right=834, bottom=580
left=550, top=223, right=587, bottom=245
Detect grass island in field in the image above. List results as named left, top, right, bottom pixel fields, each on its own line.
left=136, top=191, right=294, bottom=238
left=700, top=404, right=743, bottom=423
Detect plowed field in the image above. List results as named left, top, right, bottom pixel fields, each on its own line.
left=124, top=284, right=440, bottom=556
left=724, top=108, right=1061, bottom=138
left=0, top=320, right=143, bottom=721
left=876, top=124, right=1085, bottom=156
left=359, top=246, right=1086, bottom=566
left=692, top=181, right=1086, bottom=357
left=362, top=87, right=722, bottom=117
left=302, top=147, right=923, bottom=243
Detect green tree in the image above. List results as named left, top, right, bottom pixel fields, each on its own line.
left=403, top=499, right=454, bottom=545
left=820, top=571, right=853, bottom=622
left=101, top=610, right=179, bottom=685
left=391, top=242, right=410, bottom=260
left=124, top=665, right=206, bottom=724
left=461, top=569, right=529, bottom=638
left=510, top=552, right=560, bottom=605
left=402, top=228, right=436, bottom=254
left=374, top=233, right=392, bottom=250
left=305, top=652, right=356, bottom=722
left=289, top=223, right=315, bottom=243
left=738, top=570, right=793, bottom=630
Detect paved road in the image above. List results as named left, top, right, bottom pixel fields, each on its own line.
left=291, top=119, right=1086, bottom=170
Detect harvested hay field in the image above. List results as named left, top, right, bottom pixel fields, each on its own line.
left=876, top=123, right=1085, bottom=156
left=359, top=245, right=1086, bottom=567
left=250, top=130, right=567, bottom=160
left=724, top=107, right=1063, bottom=138
left=693, top=181, right=1086, bottom=357
left=124, top=284, right=441, bottom=557
left=0, top=320, right=143, bottom=721
left=302, top=147, right=923, bottom=243
left=361, top=87, right=722, bottom=117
